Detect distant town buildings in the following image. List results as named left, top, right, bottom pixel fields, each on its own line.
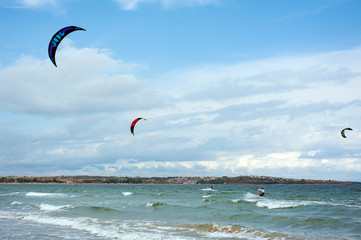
left=0, top=175, right=352, bottom=185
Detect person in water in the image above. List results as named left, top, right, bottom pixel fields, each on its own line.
left=257, top=187, right=265, bottom=196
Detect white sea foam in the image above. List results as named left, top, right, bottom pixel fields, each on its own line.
left=0, top=192, right=21, bottom=196
left=178, top=223, right=288, bottom=240
left=23, top=215, right=125, bottom=239
left=256, top=200, right=310, bottom=209
left=0, top=210, right=18, bottom=219
left=21, top=215, right=193, bottom=239
left=146, top=202, right=155, bottom=207
left=11, top=201, right=23, bottom=205
left=202, top=195, right=214, bottom=198
left=122, top=191, right=134, bottom=196
left=231, top=199, right=242, bottom=203
left=38, top=203, right=72, bottom=212
left=146, top=202, right=166, bottom=208
left=244, top=192, right=329, bottom=209
left=25, top=192, right=67, bottom=198
left=244, top=192, right=260, bottom=202
left=200, top=188, right=217, bottom=191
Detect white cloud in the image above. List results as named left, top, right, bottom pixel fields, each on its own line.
left=46, top=152, right=361, bottom=180
left=13, top=0, right=57, bottom=8
left=1, top=46, right=361, bottom=181
left=112, top=0, right=219, bottom=10
left=0, top=42, right=159, bottom=116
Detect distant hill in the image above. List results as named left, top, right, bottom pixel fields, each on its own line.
left=0, top=175, right=353, bottom=185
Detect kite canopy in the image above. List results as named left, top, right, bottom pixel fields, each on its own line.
left=48, top=26, right=86, bottom=67
left=341, top=128, right=352, bottom=138
left=130, top=118, right=146, bottom=136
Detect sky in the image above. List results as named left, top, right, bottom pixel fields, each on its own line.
left=0, top=0, right=361, bottom=181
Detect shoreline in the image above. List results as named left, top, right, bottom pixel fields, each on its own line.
left=0, top=182, right=355, bottom=186
left=1, top=175, right=357, bottom=185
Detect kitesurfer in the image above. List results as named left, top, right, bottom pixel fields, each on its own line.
left=257, top=187, right=265, bottom=197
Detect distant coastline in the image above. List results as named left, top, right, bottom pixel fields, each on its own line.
left=0, top=175, right=355, bottom=185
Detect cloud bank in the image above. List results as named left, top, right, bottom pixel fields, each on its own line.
left=1, top=45, right=361, bottom=181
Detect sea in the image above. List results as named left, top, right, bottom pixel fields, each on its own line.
left=0, top=184, right=360, bottom=240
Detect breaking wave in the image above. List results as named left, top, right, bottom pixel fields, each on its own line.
left=177, top=223, right=291, bottom=239
left=122, top=191, right=134, bottom=196
left=146, top=202, right=167, bottom=208
left=242, top=192, right=353, bottom=209
left=38, top=203, right=72, bottom=212
left=25, top=192, right=68, bottom=198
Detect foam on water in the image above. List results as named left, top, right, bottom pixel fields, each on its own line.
left=38, top=203, right=72, bottom=212
left=146, top=202, right=167, bottom=208
left=88, top=205, right=122, bottom=213
left=23, top=215, right=124, bottom=239
left=0, top=192, right=21, bottom=196
left=243, top=192, right=335, bottom=209
left=21, top=214, right=195, bottom=240
left=25, top=192, right=68, bottom=198
left=0, top=184, right=359, bottom=240
left=122, top=191, right=134, bottom=196
left=200, top=188, right=217, bottom=192
left=202, top=195, right=214, bottom=198
left=177, top=223, right=292, bottom=240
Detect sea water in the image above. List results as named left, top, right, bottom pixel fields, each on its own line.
left=0, top=184, right=360, bottom=239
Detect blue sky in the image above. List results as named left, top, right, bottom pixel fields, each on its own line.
left=0, top=0, right=361, bottom=181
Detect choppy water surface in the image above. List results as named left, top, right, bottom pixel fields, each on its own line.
left=0, top=184, right=360, bottom=239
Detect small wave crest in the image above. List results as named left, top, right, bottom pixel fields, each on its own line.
left=89, top=206, right=120, bottom=213
left=200, top=188, right=217, bottom=192
left=177, top=223, right=289, bottom=239
left=202, top=195, right=214, bottom=198
left=39, top=203, right=72, bottom=212
left=20, top=215, right=185, bottom=239
left=244, top=192, right=329, bottom=209
left=25, top=192, right=67, bottom=198
left=146, top=202, right=167, bottom=208
left=0, top=192, right=21, bottom=197
left=11, top=201, right=23, bottom=205
left=122, top=192, right=134, bottom=196
left=22, top=215, right=124, bottom=239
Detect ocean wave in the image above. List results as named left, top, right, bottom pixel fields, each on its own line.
left=20, top=215, right=193, bottom=240
left=88, top=206, right=121, bottom=213
left=146, top=202, right=167, bottom=208
left=256, top=200, right=314, bottom=209
left=202, top=198, right=216, bottom=204
left=0, top=192, right=21, bottom=196
left=25, top=192, right=68, bottom=198
left=0, top=210, right=19, bottom=220
left=176, top=223, right=292, bottom=240
left=243, top=192, right=334, bottom=209
left=22, top=215, right=124, bottom=239
left=38, top=203, right=72, bottom=212
left=202, top=195, right=214, bottom=198
left=11, top=201, right=23, bottom=205
left=326, top=201, right=361, bottom=209
left=200, top=188, right=217, bottom=192
left=122, top=191, right=134, bottom=196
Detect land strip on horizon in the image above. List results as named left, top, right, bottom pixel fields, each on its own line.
left=0, top=175, right=355, bottom=185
